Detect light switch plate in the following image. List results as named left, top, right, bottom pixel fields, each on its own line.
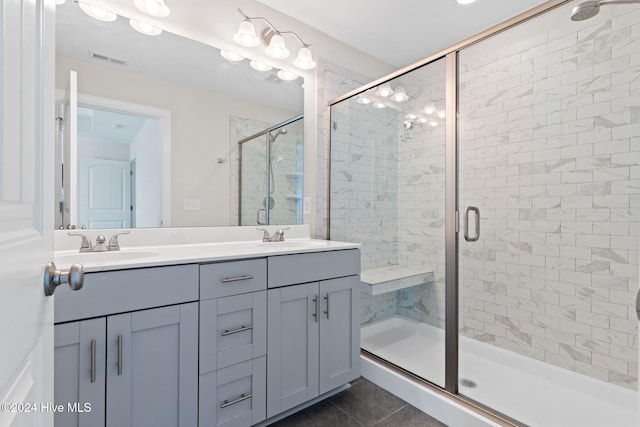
left=184, top=199, right=201, bottom=211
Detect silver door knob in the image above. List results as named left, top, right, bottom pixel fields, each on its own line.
left=43, top=262, right=84, bottom=296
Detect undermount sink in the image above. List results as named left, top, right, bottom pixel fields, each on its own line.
left=55, top=250, right=158, bottom=265
left=258, top=240, right=329, bottom=248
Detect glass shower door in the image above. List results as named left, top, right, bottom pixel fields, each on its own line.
left=238, top=116, right=304, bottom=226
left=330, top=58, right=448, bottom=387
left=457, top=2, right=640, bottom=425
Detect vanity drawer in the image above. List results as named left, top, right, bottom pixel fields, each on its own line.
left=199, top=357, right=266, bottom=427
left=200, top=291, right=266, bottom=374
left=267, top=249, right=360, bottom=288
left=55, top=264, right=199, bottom=323
left=200, top=259, right=267, bottom=300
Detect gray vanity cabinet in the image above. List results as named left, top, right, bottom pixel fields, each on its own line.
left=54, top=318, right=106, bottom=427
left=106, top=303, right=198, bottom=427
left=198, top=259, right=268, bottom=427
left=266, top=250, right=361, bottom=418
left=54, top=265, right=199, bottom=427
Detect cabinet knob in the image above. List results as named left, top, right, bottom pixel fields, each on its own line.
left=43, top=262, right=84, bottom=296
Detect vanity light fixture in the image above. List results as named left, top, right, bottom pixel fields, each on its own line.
left=78, top=2, right=117, bottom=22
left=265, top=33, right=289, bottom=59
left=277, top=69, right=298, bottom=81
left=220, top=50, right=245, bottom=62
left=250, top=60, right=273, bottom=71
left=129, top=19, right=162, bottom=36
left=134, top=0, right=170, bottom=18
left=234, top=20, right=261, bottom=47
left=234, top=8, right=316, bottom=70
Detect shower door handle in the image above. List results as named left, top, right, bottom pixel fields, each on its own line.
left=464, top=206, right=480, bottom=242
left=257, top=209, right=266, bottom=225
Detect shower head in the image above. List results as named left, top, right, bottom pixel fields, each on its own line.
left=270, top=128, right=287, bottom=142
left=570, top=1, right=600, bottom=21
left=570, top=0, right=640, bottom=22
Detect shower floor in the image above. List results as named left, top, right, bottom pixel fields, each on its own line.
left=361, top=315, right=637, bottom=427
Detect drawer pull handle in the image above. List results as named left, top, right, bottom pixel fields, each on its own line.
left=221, top=275, right=254, bottom=283
left=90, top=339, right=96, bottom=383
left=220, top=393, right=252, bottom=409
left=221, top=325, right=253, bottom=336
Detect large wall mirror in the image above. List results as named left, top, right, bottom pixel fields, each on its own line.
left=55, top=1, right=304, bottom=229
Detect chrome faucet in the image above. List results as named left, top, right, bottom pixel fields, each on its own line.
left=107, top=231, right=130, bottom=251
left=68, top=231, right=130, bottom=252
left=257, top=227, right=289, bottom=242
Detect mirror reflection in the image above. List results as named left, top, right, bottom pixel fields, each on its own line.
left=55, top=1, right=304, bottom=229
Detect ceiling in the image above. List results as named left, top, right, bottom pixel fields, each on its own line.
left=257, top=0, right=554, bottom=67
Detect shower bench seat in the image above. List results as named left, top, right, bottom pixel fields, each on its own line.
left=360, top=265, right=434, bottom=295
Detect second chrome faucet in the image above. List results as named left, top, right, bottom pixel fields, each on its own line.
left=68, top=231, right=130, bottom=252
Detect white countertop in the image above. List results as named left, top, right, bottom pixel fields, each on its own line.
left=55, top=238, right=360, bottom=273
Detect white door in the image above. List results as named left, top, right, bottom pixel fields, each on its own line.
left=0, top=0, right=55, bottom=426
left=62, top=70, right=77, bottom=228
left=79, top=158, right=131, bottom=228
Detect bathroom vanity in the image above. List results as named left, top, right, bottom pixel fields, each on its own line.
left=52, top=226, right=360, bottom=427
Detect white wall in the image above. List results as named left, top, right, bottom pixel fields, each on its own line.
left=130, top=118, right=161, bottom=227
left=56, top=55, right=296, bottom=226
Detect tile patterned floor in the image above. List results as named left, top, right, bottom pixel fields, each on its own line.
left=270, top=378, right=448, bottom=427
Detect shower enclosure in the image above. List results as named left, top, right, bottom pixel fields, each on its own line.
left=238, top=115, right=304, bottom=226
left=329, top=1, right=640, bottom=425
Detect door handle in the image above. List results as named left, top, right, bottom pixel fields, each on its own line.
left=43, top=262, right=84, bottom=296
left=324, top=293, right=330, bottom=319
left=464, top=206, right=480, bottom=242
left=90, top=339, right=96, bottom=383
left=312, top=296, right=319, bottom=322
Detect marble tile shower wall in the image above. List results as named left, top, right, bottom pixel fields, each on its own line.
left=230, top=116, right=271, bottom=225
left=395, top=81, right=448, bottom=328
left=458, top=7, right=640, bottom=389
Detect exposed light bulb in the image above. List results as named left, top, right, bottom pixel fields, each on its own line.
left=376, top=84, right=394, bottom=97
left=233, top=20, right=260, bottom=47
left=265, top=34, right=290, bottom=59
left=406, top=113, right=417, bottom=120
left=393, top=87, right=409, bottom=102
left=438, top=111, right=446, bottom=119
left=250, top=60, right=272, bottom=72
left=417, top=117, right=428, bottom=124
left=293, top=46, right=316, bottom=70
left=134, top=0, right=170, bottom=17
left=424, top=105, right=436, bottom=115
left=277, top=69, right=298, bottom=81
left=220, top=50, right=245, bottom=62
left=129, top=19, right=162, bottom=36
left=78, top=2, right=117, bottom=22
left=357, top=96, right=371, bottom=105
left=373, top=102, right=385, bottom=109
left=430, top=121, right=438, bottom=127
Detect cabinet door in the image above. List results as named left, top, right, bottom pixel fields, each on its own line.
left=54, top=318, right=106, bottom=427
left=319, top=276, right=361, bottom=394
left=266, top=283, right=319, bottom=417
left=106, top=303, right=198, bottom=427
